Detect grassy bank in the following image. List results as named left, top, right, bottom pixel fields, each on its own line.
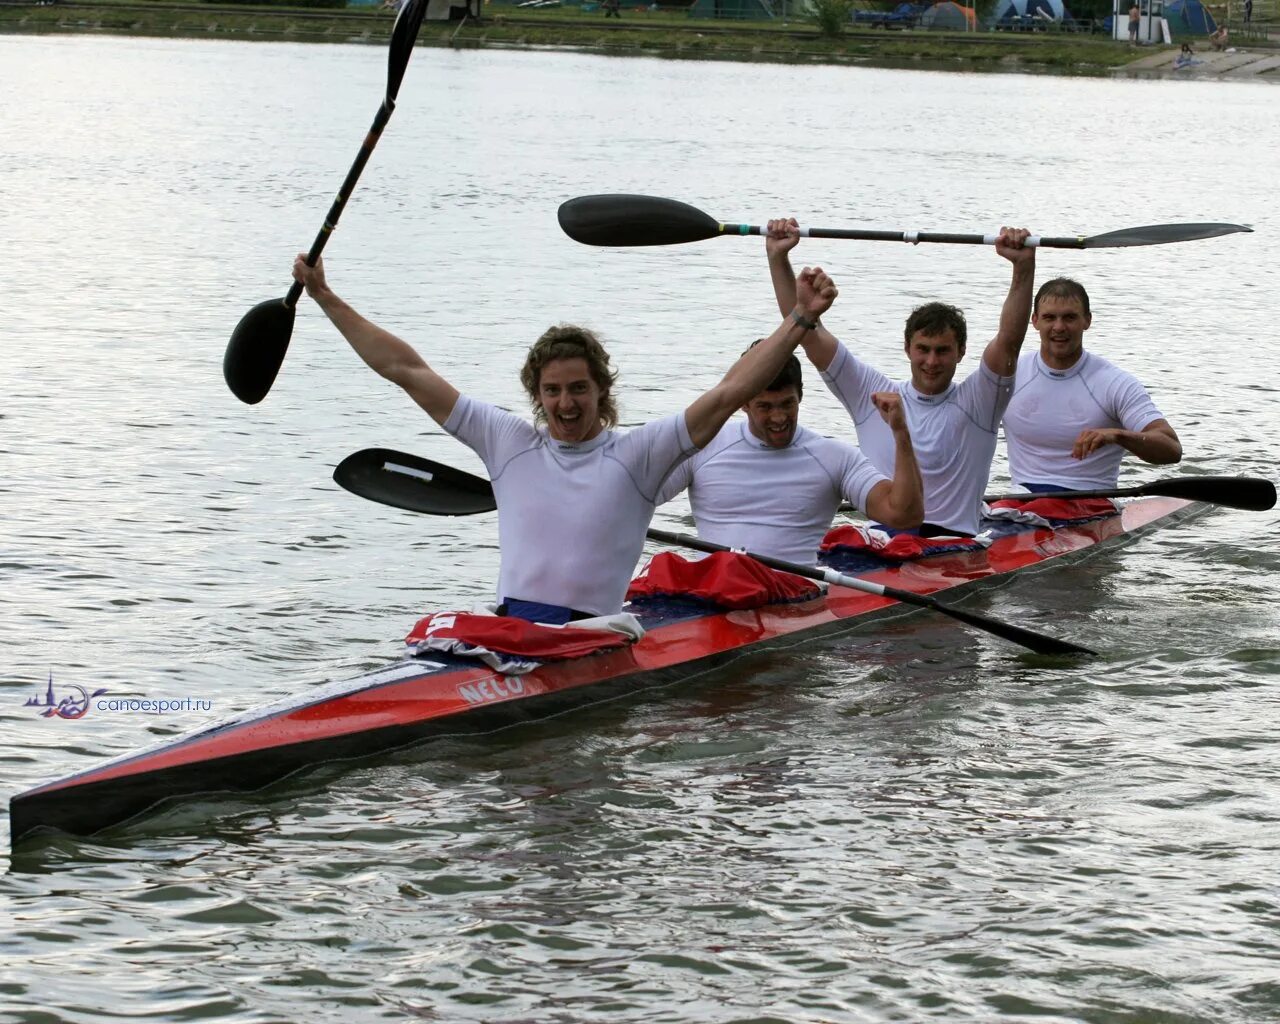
left=0, top=0, right=1142, bottom=73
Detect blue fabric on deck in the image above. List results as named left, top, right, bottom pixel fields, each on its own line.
left=499, top=598, right=591, bottom=626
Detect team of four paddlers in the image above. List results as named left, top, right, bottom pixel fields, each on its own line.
left=290, top=218, right=1180, bottom=627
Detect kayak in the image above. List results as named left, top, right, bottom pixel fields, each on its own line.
left=8, top=495, right=1201, bottom=844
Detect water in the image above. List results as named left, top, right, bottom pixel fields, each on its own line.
left=2, top=33, right=1278, bottom=1023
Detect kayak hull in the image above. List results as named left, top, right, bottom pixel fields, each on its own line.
left=9, top=497, right=1201, bottom=844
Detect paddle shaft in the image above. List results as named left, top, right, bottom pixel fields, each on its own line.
left=718, top=224, right=1086, bottom=248
left=833, top=477, right=1275, bottom=515
left=647, top=527, right=893, bottom=595
left=644, top=528, right=1093, bottom=656
left=223, top=0, right=428, bottom=405
left=335, top=449, right=1094, bottom=656
left=984, top=475, right=1276, bottom=511
left=284, top=101, right=395, bottom=309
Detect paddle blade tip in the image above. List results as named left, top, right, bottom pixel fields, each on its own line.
left=224, top=298, right=296, bottom=405
left=1085, top=222, right=1256, bottom=248
left=558, top=193, right=720, bottom=247
left=1249, top=479, right=1277, bottom=511
left=386, top=0, right=429, bottom=101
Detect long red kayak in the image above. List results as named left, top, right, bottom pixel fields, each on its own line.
left=8, top=496, right=1201, bottom=844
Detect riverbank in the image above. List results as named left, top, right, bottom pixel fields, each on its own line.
left=0, top=0, right=1139, bottom=73
left=1, top=0, right=1274, bottom=77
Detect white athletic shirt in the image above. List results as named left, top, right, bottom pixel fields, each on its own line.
left=656, top=421, right=888, bottom=566
left=445, top=395, right=697, bottom=616
left=820, top=340, right=1013, bottom=537
left=1003, top=350, right=1165, bottom=490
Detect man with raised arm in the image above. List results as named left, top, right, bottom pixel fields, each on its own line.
left=1002, top=277, right=1181, bottom=493
left=656, top=349, right=924, bottom=566
left=292, top=254, right=839, bottom=623
left=765, top=218, right=1035, bottom=538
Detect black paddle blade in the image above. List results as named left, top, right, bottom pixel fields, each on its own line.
left=223, top=298, right=296, bottom=405
left=558, top=194, right=721, bottom=247
left=1083, top=222, right=1253, bottom=248
left=386, top=0, right=429, bottom=102
left=334, top=448, right=497, bottom=516
left=1154, top=475, right=1277, bottom=511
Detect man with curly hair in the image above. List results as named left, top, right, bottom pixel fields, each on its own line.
left=292, top=254, right=839, bottom=622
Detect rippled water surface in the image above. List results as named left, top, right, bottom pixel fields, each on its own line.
left=2, top=34, right=1278, bottom=1023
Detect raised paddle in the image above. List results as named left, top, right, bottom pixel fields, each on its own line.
left=223, top=0, right=430, bottom=406
left=558, top=194, right=1253, bottom=250
left=332, top=448, right=1096, bottom=657
left=983, top=476, right=1277, bottom=512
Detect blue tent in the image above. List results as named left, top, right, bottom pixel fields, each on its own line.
left=1164, top=0, right=1217, bottom=34
left=853, top=2, right=929, bottom=27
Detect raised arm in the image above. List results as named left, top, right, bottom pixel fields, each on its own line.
left=767, top=217, right=840, bottom=373
left=981, top=227, right=1035, bottom=378
left=861, top=392, right=925, bottom=529
left=292, top=255, right=459, bottom=425
left=1073, top=417, right=1182, bottom=465
left=684, top=266, right=837, bottom=449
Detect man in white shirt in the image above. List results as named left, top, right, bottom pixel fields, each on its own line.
left=657, top=352, right=924, bottom=566
left=765, top=219, right=1035, bottom=537
left=291, top=254, right=840, bottom=623
left=1002, top=277, right=1181, bottom=492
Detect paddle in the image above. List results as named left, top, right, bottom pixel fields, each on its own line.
left=832, top=474, right=1276, bottom=517
left=983, top=476, right=1276, bottom=512
left=333, top=448, right=1095, bottom=657
left=557, top=194, right=1253, bottom=250
left=222, top=0, right=430, bottom=406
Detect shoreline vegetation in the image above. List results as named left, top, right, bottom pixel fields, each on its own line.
left=0, top=0, right=1249, bottom=76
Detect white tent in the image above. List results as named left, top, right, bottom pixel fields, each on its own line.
left=426, top=0, right=480, bottom=19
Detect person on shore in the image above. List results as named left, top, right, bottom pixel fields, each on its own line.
left=764, top=218, right=1036, bottom=539
left=602, top=0, right=621, bottom=16
left=291, top=254, right=839, bottom=623
left=656, top=350, right=925, bottom=566
left=1209, top=24, right=1229, bottom=49
left=1128, top=1, right=1141, bottom=42
left=1001, top=278, right=1181, bottom=492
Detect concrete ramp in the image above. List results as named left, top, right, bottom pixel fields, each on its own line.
left=1226, top=53, right=1280, bottom=74
left=1121, top=46, right=1280, bottom=78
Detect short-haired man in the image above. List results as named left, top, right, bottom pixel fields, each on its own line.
left=656, top=351, right=924, bottom=566
left=292, top=254, right=839, bottom=623
left=1001, top=277, right=1181, bottom=492
left=765, top=218, right=1036, bottom=538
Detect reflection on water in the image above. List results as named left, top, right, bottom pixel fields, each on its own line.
left=2, top=33, right=1279, bottom=1023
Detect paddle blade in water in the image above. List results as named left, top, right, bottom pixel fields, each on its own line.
left=224, top=298, right=296, bottom=405
left=1082, top=222, right=1253, bottom=248
left=558, top=194, right=721, bottom=247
